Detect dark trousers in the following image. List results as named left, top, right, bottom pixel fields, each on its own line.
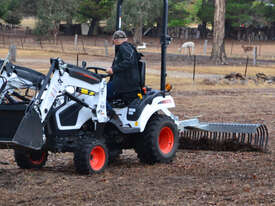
left=107, top=81, right=139, bottom=112
left=107, top=81, right=119, bottom=112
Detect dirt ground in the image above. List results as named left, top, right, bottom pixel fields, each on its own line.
left=0, top=48, right=274, bottom=206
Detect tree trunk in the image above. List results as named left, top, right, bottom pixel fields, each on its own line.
left=53, top=22, right=59, bottom=45
left=211, top=0, right=227, bottom=64
left=133, top=15, right=143, bottom=45
left=201, top=0, right=207, bottom=39
left=88, top=18, right=98, bottom=36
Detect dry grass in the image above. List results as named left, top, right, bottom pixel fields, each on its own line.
left=147, top=74, right=275, bottom=91
left=167, top=65, right=275, bottom=76
left=1, top=46, right=275, bottom=92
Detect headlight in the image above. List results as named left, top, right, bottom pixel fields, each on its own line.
left=65, top=86, right=75, bottom=94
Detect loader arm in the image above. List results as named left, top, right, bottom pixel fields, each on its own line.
left=12, top=59, right=110, bottom=150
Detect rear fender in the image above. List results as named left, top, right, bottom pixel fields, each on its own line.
left=137, top=95, right=175, bottom=132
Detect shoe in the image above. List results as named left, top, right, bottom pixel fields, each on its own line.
left=107, top=109, right=117, bottom=118
left=108, top=110, right=122, bottom=126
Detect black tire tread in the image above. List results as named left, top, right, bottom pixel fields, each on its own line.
left=74, top=138, right=108, bottom=174
left=135, top=114, right=179, bottom=164
left=14, top=149, right=48, bottom=169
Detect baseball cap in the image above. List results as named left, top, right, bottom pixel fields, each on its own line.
left=113, top=30, right=127, bottom=40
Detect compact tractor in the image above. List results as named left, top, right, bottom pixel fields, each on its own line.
left=0, top=53, right=45, bottom=104
left=0, top=0, right=268, bottom=174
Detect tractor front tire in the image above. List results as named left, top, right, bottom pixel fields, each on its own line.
left=135, top=114, right=179, bottom=164
left=14, top=149, right=48, bottom=169
left=74, top=138, right=108, bottom=174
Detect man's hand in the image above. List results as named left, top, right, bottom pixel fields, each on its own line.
left=106, top=67, right=113, bottom=75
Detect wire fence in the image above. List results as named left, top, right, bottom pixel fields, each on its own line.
left=1, top=31, right=275, bottom=60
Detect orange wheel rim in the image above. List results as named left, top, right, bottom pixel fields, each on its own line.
left=90, top=146, right=106, bottom=171
left=158, top=127, right=174, bottom=154
left=30, top=152, right=45, bottom=165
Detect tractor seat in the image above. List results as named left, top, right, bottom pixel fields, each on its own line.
left=110, top=90, right=141, bottom=108
left=13, top=66, right=46, bottom=88
left=127, top=90, right=163, bottom=121
left=110, top=61, right=147, bottom=108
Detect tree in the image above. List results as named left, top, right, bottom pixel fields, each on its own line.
left=262, top=0, right=275, bottom=25
left=19, top=0, right=38, bottom=16
left=168, top=0, right=189, bottom=27
left=196, top=0, right=215, bottom=38
left=77, top=0, right=115, bottom=35
left=123, top=0, right=161, bottom=44
left=211, top=0, right=226, bottom=64
left=0, top=0, right=22, bottom=26
left=226, top=0, right=255, bottom=29
left=34, top=0, right=80, bottom=41
left=106, top=0, right=162, bottom=44
left=0, top=0, right=9, bottom=19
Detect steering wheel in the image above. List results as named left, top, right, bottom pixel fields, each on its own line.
left=86, top=66, right=111, bottom=78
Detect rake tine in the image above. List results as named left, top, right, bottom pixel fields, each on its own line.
left=193, top=131, right=196, bottom=140
left=241, top=133, right=245, bottom=143
left=264, top=125, right=269, bottom=150
left=222, top=132, right=226, bottom=142
left=217, top=132, right=221, bottom=142
left=213, top=132, right=217, bottom=142
left=236, top=133, right=241, bottom=143
left=227, top=132, right=230, bottom=141
left=258, top=126, right=264, bottom=148
left=232, top=133, right=237, bottom=141
left=248, top=133, right=252, bottom=145
left=255, top=128, right=260, bottom=146
left=199, top=131, right=203, bottom=141
left=210, top=132, right=214, bottom=140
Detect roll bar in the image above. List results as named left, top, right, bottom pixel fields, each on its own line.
left=116, top=0, right=123, bottom=30
left=115, top=0, right=170, bottom=92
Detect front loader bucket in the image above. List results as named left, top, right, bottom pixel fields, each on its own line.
left=0, top=104, right=44, bottom=150
left=178, top=119, right=269, bottom=151
left=13, top=107, right=44, bottom=150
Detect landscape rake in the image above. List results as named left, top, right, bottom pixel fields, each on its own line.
left=178, top=119, right=269, bottom=151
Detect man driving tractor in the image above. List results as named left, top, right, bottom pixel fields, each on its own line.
left=106, top=30, right=141, bottom=116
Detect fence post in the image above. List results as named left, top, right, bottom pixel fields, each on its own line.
left=2, top=35, right=5, bottom=47
left=253, top=47, right=257, bottom=65
left=39, top=40, right=43, bottom=49
left=74, top=34, right=78, bottom=51
left=259, top=45, right=262, bottom=56
left=203, top=40, right=208, bottom=55
left=193, top=55, right=196, bottom=82
left=60, top=39, right=64, bottom=52
left=104, top=40, right=109, bottom=56
left=244, top=56, right=249, bottom=77
left=230, top=40, right=234, bottom=56
left=20, top=38, right=24, bottom=49
left=9, top=45, right=16, bottom=62
left=81, top=37, right=86, bottom=53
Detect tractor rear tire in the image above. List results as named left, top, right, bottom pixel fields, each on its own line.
left=74, top=138, right=108, bottom=174
left=135, top=114, right=179, bottom=164
left=14, top=149, right=48, bottom=169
